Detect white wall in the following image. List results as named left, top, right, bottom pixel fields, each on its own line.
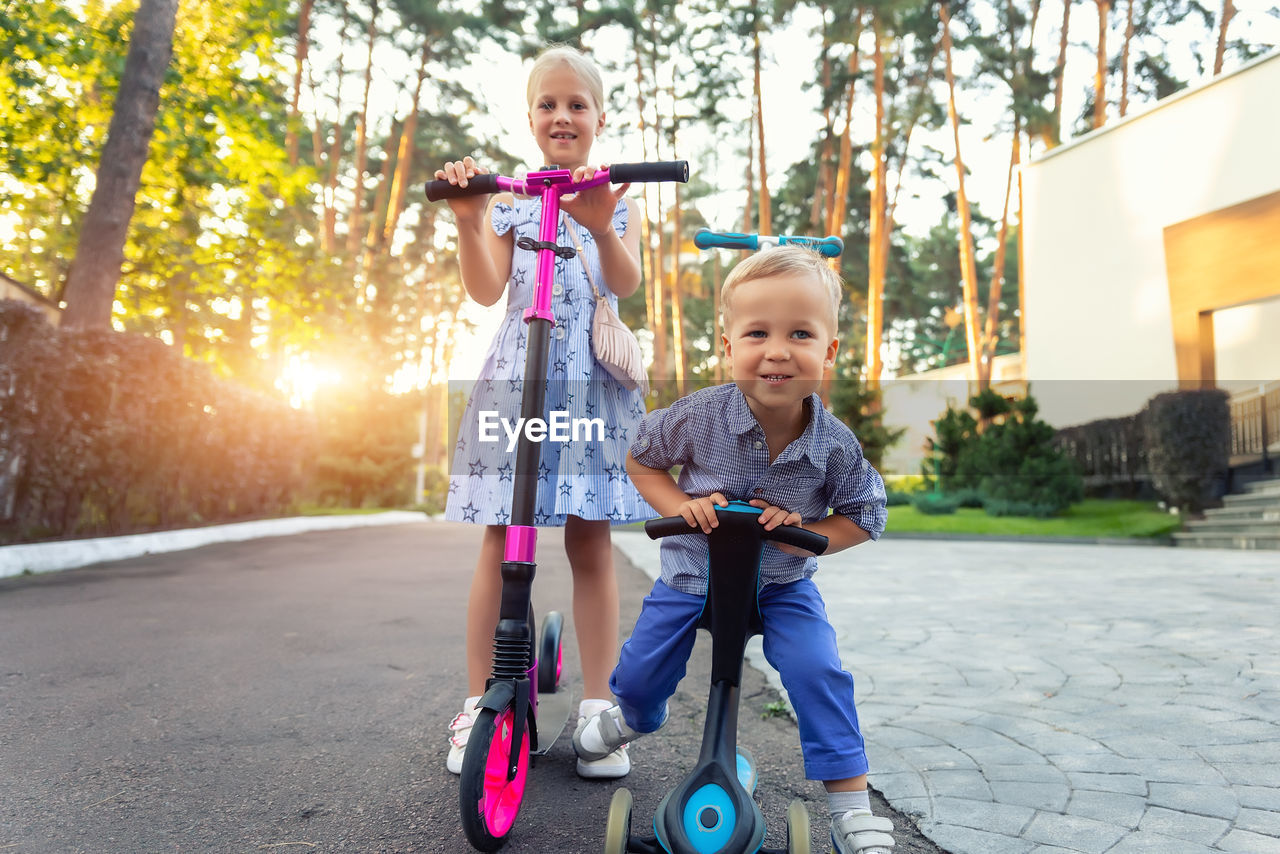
left=1021, top=50, right=1280, bottom=427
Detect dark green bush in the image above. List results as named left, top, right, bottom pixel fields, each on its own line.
left=923, top=390, right=1084, bottom=517
left=982, top=498, right=1058, bottom=518
left=950, top=487, right=986, bottom=508
left=885, top=489, right=913, bottom=507
left=923, top=405, right=979, bottom=492
left=1143, top=389, right=1229, bottom=513
left=912, top=492, right=959, bottom=515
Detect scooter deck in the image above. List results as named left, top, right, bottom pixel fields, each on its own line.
left=532, top=687, right=573, bottom=756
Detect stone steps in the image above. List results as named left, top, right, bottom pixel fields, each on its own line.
left=1173, top=476, right=1280, bottom=549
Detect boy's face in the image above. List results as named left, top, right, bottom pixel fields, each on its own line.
left=721, top=272, right=839, bottom=419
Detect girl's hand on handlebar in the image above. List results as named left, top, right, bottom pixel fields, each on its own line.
left=678, top=492, right=730, bottom=534
left=749, top=500, right=813, bottom=557
left=434, top=156, right=489, bottom=222
left=562, top=164, right=630, bottom=237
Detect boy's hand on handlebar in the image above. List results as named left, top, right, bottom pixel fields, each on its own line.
left=679, top=492, right=730, bottom=534
left=562, top=164, right=630, bottom=237
left=749, top=499, right=813, bottom=557
left=434, top=156, right=489, bottom=222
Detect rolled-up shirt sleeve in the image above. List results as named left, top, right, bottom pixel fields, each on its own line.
left=630, top=395, right=695, bottom=471
left=828, top=446, right=888, bottom=541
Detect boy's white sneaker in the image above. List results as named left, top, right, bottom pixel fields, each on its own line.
left=831, top=810, right=895, bottom=854
left=573, top=700, right=634, bottom=779
left=445, top=696, right=481, bottom=775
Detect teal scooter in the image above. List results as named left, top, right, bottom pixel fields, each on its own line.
left=603, top=501, right=828, bottom=854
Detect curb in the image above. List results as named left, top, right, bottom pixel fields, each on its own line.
left=880, top=530, right=1175, bottom=546
left=0, top=511, right=429, bottom=579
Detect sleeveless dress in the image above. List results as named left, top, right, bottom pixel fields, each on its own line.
left=443, top=195, right=654, bottom=526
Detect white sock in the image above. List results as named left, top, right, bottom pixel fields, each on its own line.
left=827, top=788, right=872, bottom=818
left=579, top=698, right=613, bottom=720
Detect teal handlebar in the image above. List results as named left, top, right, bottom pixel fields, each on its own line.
left=694, top=228, right=843, bottom=258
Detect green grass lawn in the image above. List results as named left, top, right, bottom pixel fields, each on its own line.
left=885, top=499, right=1182, bottom=540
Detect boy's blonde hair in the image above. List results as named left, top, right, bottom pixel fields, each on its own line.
left=720, top=246, right=843, bottom=334
left=526, top=45, right=605, bottom=112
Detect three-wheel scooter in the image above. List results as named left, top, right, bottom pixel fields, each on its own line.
left=602, top=500, right=829, bottom=854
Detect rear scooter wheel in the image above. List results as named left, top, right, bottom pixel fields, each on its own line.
left=603, top=787, right=633, bottom=854
left=459, top=705, right=530, bottom=851
left=786, top=798, right=811, bottom=854
left=537, top=611, right=564, bottom=693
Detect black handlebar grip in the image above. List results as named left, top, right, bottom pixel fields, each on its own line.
left=609, top=160, right=689, bottom=185
left=764, top=526, right=829, bottom=556
left=644, top=513, right=827, bottom=555
left=644, top=516, right=700, bottom=540
left=424, top=173, right=501, bottom=202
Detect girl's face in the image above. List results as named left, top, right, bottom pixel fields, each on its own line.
left=527, top=64, right=604, bottom=170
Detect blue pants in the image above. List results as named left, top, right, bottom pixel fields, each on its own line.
left=609, top=578, right=869, bottom=781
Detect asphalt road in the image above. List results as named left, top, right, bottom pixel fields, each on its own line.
left=0, top=521, right=945, bottom=854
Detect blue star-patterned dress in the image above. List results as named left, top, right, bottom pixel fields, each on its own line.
left=444, top=195, right=654, bottom=527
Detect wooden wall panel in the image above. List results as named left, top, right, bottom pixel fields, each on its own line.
left=1163, top=189, right=1280, bottom=386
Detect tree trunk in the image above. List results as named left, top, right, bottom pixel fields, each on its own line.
left=383, top=45, right=430, bottom=250
left=752, top=24, right=771, bottom=236
left=712, top=250, right=723, bottom=383
left=1119, top=0, right=1135, bottom=116
left=631, top=33, right=657, bottom=341
left=865, top=14, right=888, bottom=389
left=60, top=0, right=179, bottom=330
left=285, top=0, right=314, bottom=167
left=646, top=15, right=669, bottom=381
left=1093, top=0, right=1110, bottom=129
left=347, top=0, right=379, bottom=256
left=742, top=112, right=755, bottom=234
left=940, top=3, right=983, bottom=387
left=1052, top=0, right=1072, bottom=144
left=671, top=181, right=686, bottom=396
left=982, top=120, right=1020, bottom=385
left=812, top=8, right=835, bottom=233
left=1213, top=0, right=1236, bottom=75
left=827, top=11, right=862, bottom=248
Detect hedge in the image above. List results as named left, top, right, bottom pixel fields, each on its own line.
left=1, top=300, right=315, bottom=544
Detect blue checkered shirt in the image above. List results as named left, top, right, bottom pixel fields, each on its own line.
left=630, top=383, right=887, bottom=595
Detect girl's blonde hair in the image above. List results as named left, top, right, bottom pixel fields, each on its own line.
left=526, top=45, right=605, bottom=112
left=720, top=246, right=843, bottom=333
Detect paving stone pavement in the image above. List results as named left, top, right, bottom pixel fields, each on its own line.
left=613, top=532, right=1280, bottom=854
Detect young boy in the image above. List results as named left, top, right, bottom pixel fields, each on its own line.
left=572, top=246, right=895, bottom=853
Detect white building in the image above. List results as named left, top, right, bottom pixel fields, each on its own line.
left=882, top=50, right=1280, bottom=476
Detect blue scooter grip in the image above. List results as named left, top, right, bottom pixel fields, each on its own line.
left=694, top=228, right=758, bottom=251
left=780, top=234, right=844, bottom=258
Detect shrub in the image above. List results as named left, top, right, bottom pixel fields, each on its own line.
left=1143, top=389, right=1230, bottom=513
left=923, top=405, right=979, bottom=492
left=912, top=492, right=959, bottom=515
left=950, top=487, right=986, bottom=508
left=983, top=498, right=1058, bottom=518
left=961, top=396, right=1083, bottom=515
left=0, top=300, right=315, bottom=544
left=885, top=489, right=913, bottom=506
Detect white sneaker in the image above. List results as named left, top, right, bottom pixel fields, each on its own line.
left=831, top=811, right=895, bottom=854
left=445, top=696, right=481, bottom=775
left=574, top=699, right=632, bottom=779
